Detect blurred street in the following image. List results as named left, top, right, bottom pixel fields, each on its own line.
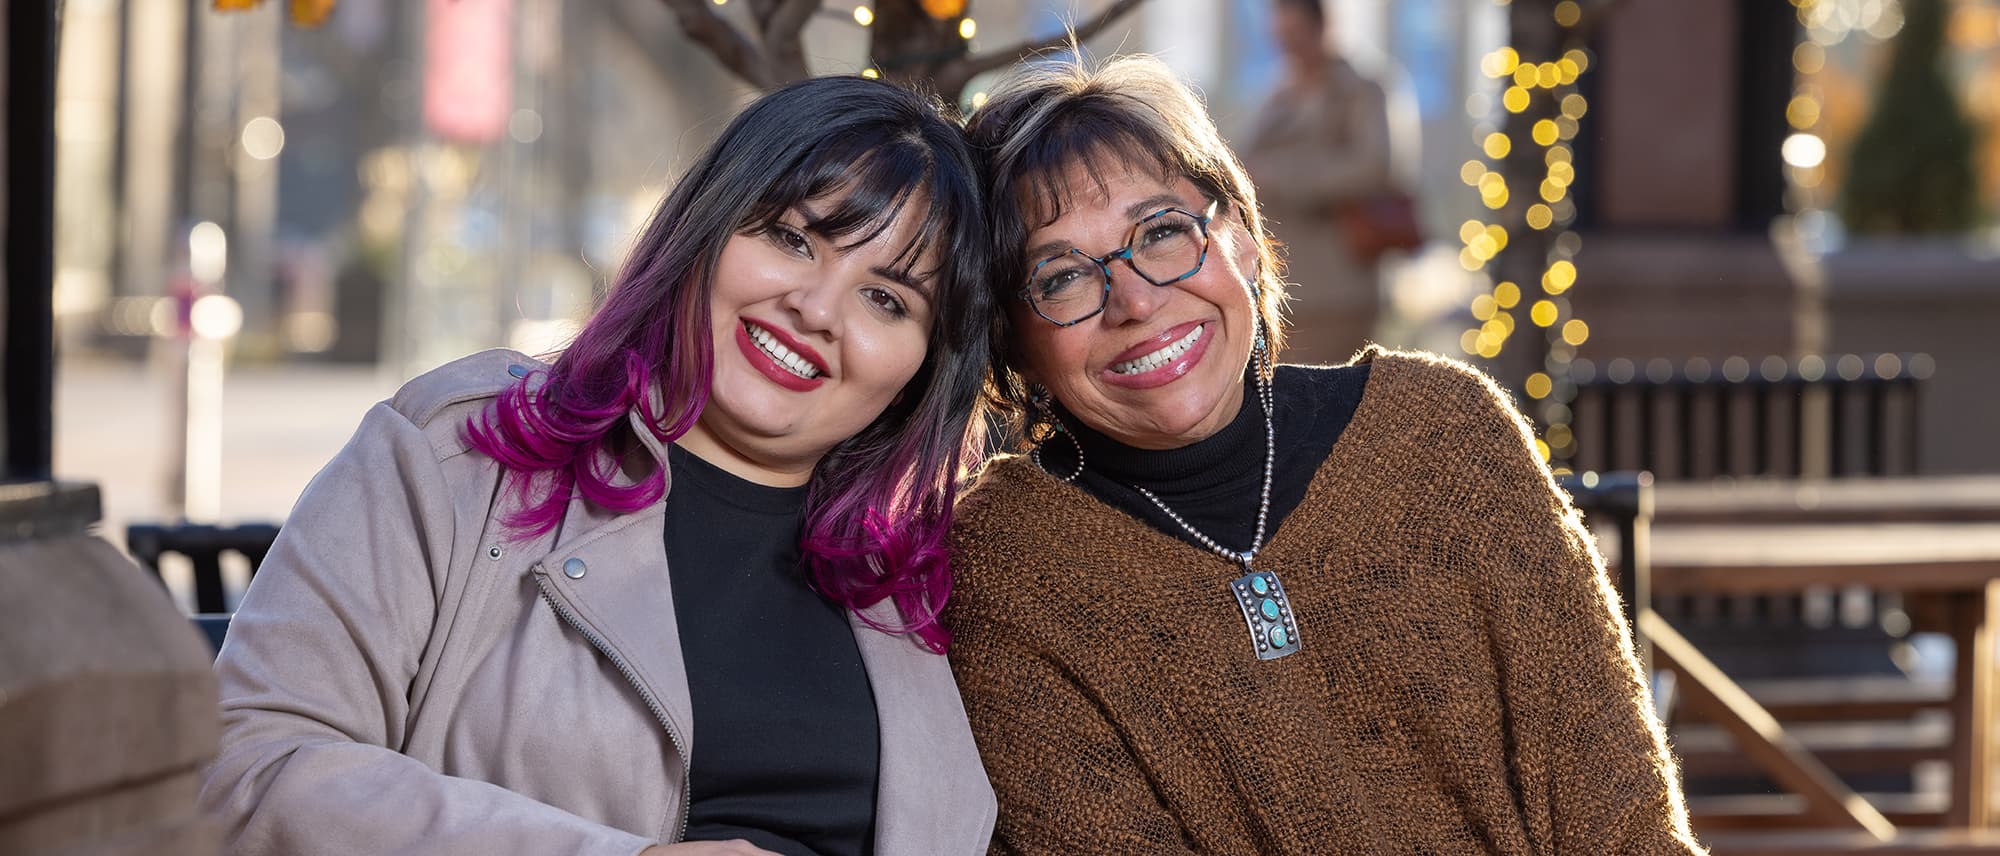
left=56, top=357, right=395, bottom=555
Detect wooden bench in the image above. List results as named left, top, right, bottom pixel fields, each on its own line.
left=1702, top=828, right=2000, bottom=854
left=1562, top=353, right=1930, bottom=480
left=126, top=522, right=280, bottom=613
left=1646, top=521, right=2000, bottom=834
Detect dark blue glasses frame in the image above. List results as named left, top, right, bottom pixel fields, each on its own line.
left=1019, top=203, right=1217, bottom=327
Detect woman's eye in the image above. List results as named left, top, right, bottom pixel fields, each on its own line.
left=1140, top=222, right=1190, bottom=246
left=768, top=225, right=813, bottom=257
left=1034, top=268, right=1086, bottom=298
left=864, top=287, right=909, bottom=318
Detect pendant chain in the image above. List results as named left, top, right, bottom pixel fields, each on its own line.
left=1132, top=359, right=1276, bottom=570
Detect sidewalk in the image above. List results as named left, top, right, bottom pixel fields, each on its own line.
left=55, top=358, right=400, bottom=556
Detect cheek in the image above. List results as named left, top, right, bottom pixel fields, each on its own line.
left=857, top=326, right=933, bottom=398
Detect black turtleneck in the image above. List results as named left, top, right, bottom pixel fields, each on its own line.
left=1036, top=363, right=1372, bottom=555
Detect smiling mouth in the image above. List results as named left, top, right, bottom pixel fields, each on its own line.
left=743, top=321, right=824, bottom=380
left=1111, top=324, right=1204, bottom=375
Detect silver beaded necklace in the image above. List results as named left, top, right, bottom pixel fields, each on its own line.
left=1128, top=360, right=1302, bottom=661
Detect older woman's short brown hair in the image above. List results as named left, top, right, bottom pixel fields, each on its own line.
left=966, top=55, right=1289, bottom=442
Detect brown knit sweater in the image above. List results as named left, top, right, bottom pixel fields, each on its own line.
left=946, top=349, right=1705, bottom=855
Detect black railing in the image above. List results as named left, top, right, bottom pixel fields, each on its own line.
left=1561, top=353, right=1931, bottom=480
left=126, top=522, right=281, bottom=614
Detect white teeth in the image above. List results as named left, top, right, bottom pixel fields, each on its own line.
left=1111, top=324, right=1204, bottom=375
left=746, top=322, right=822, bottom=380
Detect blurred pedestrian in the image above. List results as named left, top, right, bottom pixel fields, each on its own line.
left=1241, top=0, right=1416, bottom=364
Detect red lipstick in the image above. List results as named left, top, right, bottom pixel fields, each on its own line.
left=1100, top=320, right=1213, bottom=390
left=736, top=320, right=829, bottom=392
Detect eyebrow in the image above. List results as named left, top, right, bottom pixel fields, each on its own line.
left=1025, top=192, right=1193, bottom=262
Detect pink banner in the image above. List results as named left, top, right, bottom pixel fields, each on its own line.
left=422, top=0, right=513, bottom=144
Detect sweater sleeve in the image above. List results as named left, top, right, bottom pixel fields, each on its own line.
left=1451, top=369, right=1709, bottom=855
left=200, top=402, right=654, bottom=856
left=947, top=601, right=1201, bottom=854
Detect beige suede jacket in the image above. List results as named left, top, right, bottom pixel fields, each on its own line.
left=200, top=349, right=996, bottom=856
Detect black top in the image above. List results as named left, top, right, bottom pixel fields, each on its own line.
left=1041, top=363, right=1372, bottom=554
left=665, top=444, right=879, bottom=856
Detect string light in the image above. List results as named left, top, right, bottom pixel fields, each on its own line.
left=1459, top=3, right=1597, bottom=470
left=1786, top=94, right=1821, bottom=128
left=1545, top=259, right=1578, bottom=293
left=1526, top=372, right=1554, bottom=399
left=959, top=18, right=977, bottom=39
left=854, top=5, right=874, bottom=26
left=1530, top=300, right=1559, bottom=327
left=1525, top=204, right=1555, bottom=230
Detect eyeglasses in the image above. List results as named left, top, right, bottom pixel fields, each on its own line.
left=1018, top=203, right=1216, bottom=327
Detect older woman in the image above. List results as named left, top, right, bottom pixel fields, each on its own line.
left=946, top=56, right=1704, bottom=854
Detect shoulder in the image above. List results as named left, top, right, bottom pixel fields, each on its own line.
left=1334, top=347, right=1543, bottom=477
left=1358, top=347, right=1520, bottom=419
left=377, top=349, right=548, bottom=457
left=1331, top=59, right=1389, bottom=101
left=954, top=455, right=1053, bottom=544
left=389, top=348, right=546, bottom=428
left=1274, top=361, right=1372, bottom=399
left=949, top=455, right=1075, bottom=610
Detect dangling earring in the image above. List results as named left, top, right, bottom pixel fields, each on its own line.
left=1249, top=276, right=1275, bottom=380
left=1026, top=384, right=1084, bottom=483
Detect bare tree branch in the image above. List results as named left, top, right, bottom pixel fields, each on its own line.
left=938, top=0, right=1150, bottom=92
left=657, top=0, right=773, bottom=88
left=761, top=0, right=820, bottom=84
left=764, top=0, right=819, bottom=42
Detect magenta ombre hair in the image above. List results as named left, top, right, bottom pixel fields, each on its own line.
left=465, top=76, right=992, bottom=652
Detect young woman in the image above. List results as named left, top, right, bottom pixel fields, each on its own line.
left=945, top=56, right=1703, bottom=854
left=201, top=76, right=996, bottom=856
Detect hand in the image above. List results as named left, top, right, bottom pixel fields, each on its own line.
left=640, top=841, right=784, bottom=856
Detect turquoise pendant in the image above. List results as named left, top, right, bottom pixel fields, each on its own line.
left=1230, top=570, right=1301, bottom=661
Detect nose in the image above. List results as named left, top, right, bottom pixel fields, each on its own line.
left=779, top=274, right=843, bottom=340
left=1100, top=261, right=1165, bottom=327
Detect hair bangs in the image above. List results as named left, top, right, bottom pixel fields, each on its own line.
left=1006, top=102, right=1181, bottom=230
left=742, top=136, right=958, bottom=288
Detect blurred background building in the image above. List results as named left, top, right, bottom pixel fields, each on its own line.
left=47, top=0, right=2000, bottom=541
left=26, top=1, right=2000, bottom=843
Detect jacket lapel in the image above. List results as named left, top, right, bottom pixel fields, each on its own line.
left=850, top=602, right=997, bottom=855
left=530, top=411, right=695, bottom=759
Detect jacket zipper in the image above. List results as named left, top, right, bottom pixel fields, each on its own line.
left=533, top=570, right=693, bottom=844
